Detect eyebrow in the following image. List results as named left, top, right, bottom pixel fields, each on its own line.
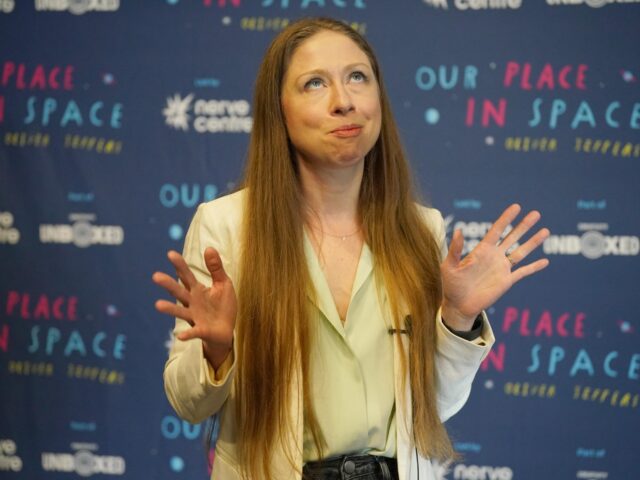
left=294, top=62, right=371, bottom=82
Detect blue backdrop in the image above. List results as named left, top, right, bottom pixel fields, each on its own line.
left=1, top=1, right=639, bottom=479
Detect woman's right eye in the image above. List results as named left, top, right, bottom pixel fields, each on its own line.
left=304, top=78, right=324, bottom=90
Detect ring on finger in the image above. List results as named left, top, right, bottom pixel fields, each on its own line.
left=505, top=252, right=517, bottom=267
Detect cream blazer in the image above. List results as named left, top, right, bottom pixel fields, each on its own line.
left=164, top=190, right=495, bottom=480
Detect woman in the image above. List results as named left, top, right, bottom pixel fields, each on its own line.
left=152, top=17, right=549, bottom=480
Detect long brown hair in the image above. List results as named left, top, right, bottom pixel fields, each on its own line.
left=236, top=17, right=454, bottom=479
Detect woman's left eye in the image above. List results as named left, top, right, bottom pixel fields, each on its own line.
left=350, top=71, right=367, bottom=83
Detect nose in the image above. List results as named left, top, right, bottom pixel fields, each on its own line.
left=330, top=84, right=354, bottom=115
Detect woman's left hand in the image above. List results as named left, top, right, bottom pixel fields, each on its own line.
left=440, top=204, right=550, bottom=331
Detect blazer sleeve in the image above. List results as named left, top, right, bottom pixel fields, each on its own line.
left=163, top=201, right=238, bottom=424
left=420, top=206, right=496, bottom=422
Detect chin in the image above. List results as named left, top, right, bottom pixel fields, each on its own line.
left=333, top=153, right=366, bottom=167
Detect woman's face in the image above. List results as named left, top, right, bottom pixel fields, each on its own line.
left=281, top=30, right=382, bottom=173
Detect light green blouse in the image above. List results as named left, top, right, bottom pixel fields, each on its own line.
left=302, top=232, right=396, bottom=462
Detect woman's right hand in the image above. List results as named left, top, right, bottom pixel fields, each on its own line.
left=152, top=247, right=237, bottom=370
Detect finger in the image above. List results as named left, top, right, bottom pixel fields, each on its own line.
left=175, top=326, right=206, bottom=342
left=511, top=258, right=550, bottom=283
left=152, top=271, right=191, bottom=306
left=483, top=204, right=521, bottom=245
left=167, top=250, right=198, bottom=291
left=444, top=229, right=464, bottom=266
left=204, top=247, right=229, bottom=285
left=499, top=210, right=541, bottom=252
left=154, top=299, right=194, bottom=325
left=507, top=228, right=551, bottom=265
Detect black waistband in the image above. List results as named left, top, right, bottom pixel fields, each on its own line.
left=303, top=454, right=398, bottom=480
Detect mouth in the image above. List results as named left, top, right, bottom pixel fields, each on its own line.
left=330, top=124, right=363, bottom=138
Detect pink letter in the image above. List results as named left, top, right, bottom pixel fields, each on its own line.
left=6, top=291, right=20, bottom=316
left=481, top=343, right=505, bottom=372
left=576, top=64, right=588, bottom=90
left=502, top=307, right=518, bottom=333
left=503, top=61, right=519, bottom=88
left=2, top=61, right=15, bottom=87
left=557, top=313, right=569, bottom=337
left=574, top=313, right=585, bottom=338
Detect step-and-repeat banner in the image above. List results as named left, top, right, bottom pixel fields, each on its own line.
left=1, top=1, right=638, bottom=479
